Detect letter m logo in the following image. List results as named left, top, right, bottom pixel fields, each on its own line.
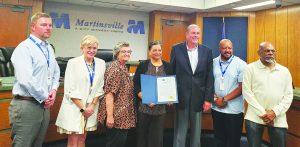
left=127, top=20, right=145, bottom=34
left=50, top=12, right=70, bottom=29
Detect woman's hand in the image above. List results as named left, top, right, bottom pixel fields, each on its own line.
left=138, top=92, right=142, bottom=99
left=106, top=115, right=114, bottom=128
left=83, top=105, right=95, bottom=118
left=148, top=103, right=155, bottom=107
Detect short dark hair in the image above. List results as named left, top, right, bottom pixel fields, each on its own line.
left=148, top=41, right=161, bottom=51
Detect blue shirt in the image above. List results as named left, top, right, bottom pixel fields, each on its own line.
left=212, top=55, right=247, bottom=114
left=11, top=34, right=60, bottom=103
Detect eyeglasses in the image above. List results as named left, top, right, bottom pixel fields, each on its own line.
left=120, top=50, right=132, bottom=54
left=263, top=49, right=276, bottom=53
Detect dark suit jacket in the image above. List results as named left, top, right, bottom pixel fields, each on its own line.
left=133, top=59, right=173, bottom=98
left=170, top=42, right=214, bottom=112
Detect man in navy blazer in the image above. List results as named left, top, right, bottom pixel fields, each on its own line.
left=171, top=24, right=214, bottom=147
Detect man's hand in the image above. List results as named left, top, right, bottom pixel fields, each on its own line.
left=214, top=95, right=226, bottom=108
left=203, top=101, right=211, bottom=112
left=260, top=109, right=276, bottom=126
left=44, top=89, right=57, bottom=108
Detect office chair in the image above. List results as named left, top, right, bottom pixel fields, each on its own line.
left=0, top=47, right=15, bottom=77
left=95, top=49, right=114, bottom=67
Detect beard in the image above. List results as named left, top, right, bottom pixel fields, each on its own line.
left=265, top=58, right=275, bottom=64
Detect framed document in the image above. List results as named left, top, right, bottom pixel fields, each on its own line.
left=140, top=74, right=178, bottom=104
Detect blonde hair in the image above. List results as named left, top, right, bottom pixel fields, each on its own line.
left=113, top=42, right=130, bottom=59
left=31, top=12, right=51, bottom=25
left=80, top=35, right=100, bottom=49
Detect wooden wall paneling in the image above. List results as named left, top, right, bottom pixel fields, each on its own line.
left=275, top=7, right=288, bottom=66
left=164, top=107, right=174, bottom=128
left=247, top=13, right=256, bottom=63
left=49, top=95, right=63, bottom=122
left=287, top=5, right=300, bottom=87
left=286, top=107, right=300, bottom=137
left=0, top=131, right=12, bottom=147
left=161, top=21, right=187, bottom=61
left=264, top=9, right=276, bottom=44
left=32, top=0, right=44, bottom=15
left=193, top=13, right=204, bottom=44
left=0, top=91, right=13, bottom=99
left=201, top=112, right=213, bottom=130
left=0, top=101, right=11, bottom=130
left=254, top=11, right=265, bottom=60
left=287, top=133, right=300, bottom=147
left=0, top=7, right=30, bottom=47
left=149, top=11, right=192, bottom=62
left=19, top=0, right=33, bottom=6
left=148, top=13, right=155, bottom=41
left=2, top=0, right=18, bottom=5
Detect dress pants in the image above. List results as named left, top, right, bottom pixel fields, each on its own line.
left=245, top=120, right=287, bottom=147
left=9, top=98, right=50, bottom=147
left=106, top=128, right=128, bottom=147
left=137, top=112, right=165, bottom=147
left=173, top=105, right=202, bottom=147
left=211, top=109, right=244, bottom=147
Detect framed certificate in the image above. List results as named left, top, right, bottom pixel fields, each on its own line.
left=140, top=74, right=178, bottom=104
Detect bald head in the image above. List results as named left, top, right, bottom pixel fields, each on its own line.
left=219, top=39, right=233, bottom=48
left=258, top=42, right=276, bottom=65
left=219, top=39, right=233, bottom=61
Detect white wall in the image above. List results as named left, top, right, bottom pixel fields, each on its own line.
left=45, top=2, right=149, bottom=61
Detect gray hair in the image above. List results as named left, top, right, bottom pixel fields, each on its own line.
left=186, top=24, right=200, bottom=33
left=113, top=41, right=130, bottom=59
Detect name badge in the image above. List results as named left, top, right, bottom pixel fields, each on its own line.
left=47, top=77, right=51, bottom=86
left=47, top=69, right=51, bottom=86
left=220, top=77, right=225, bottom=91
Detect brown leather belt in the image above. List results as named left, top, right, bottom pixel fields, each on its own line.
left=14, top=95, right=36, bottom=101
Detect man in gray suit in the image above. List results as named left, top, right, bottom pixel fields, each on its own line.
left=171, top=24, right=214, bottom=147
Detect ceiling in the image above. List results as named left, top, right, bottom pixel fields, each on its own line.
left=45, top=0, right=300, bottom=13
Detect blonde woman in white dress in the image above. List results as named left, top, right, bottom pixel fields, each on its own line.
left=55, top=35, right=106, bottom=147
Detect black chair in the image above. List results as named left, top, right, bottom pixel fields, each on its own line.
left=56, top=57, right=74, bottom=77
left=95, top=49, right=114, bottom=67
left=0, top=47, right=15, bottom=77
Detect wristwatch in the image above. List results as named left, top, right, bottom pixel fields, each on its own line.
left=80, top=108, right=85, bottom=113
left=222, top=98, right=228, bottom=105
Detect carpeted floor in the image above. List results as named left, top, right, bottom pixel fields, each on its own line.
left=43, top=129, right=268, bottom=147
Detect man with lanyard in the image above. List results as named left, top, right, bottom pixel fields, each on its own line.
left=9, top=12, right=60, bottom=147
left=211, top=39, right=247, bottom=147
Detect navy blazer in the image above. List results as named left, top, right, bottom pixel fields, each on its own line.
left=170, top=42, right=214, bottom=112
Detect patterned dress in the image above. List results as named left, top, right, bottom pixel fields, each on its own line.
left=98, top=60, right=136, bottom=129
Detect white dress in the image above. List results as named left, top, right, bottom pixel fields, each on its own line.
left=55, top=55, right=105, bottom=134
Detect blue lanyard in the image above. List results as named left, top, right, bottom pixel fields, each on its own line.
left=219, top=55, right=234, bottom=77
left=85, top=60, right=95, bottom=87
left=29, top=36, right=50, bottom=67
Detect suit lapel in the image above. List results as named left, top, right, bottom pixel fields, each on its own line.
left=181, top=42, right=193, bottom=73
left=194, top=45, right=203, bottom=74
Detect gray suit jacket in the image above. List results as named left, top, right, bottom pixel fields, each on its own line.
left=170, top=42, right=214, bottom=112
